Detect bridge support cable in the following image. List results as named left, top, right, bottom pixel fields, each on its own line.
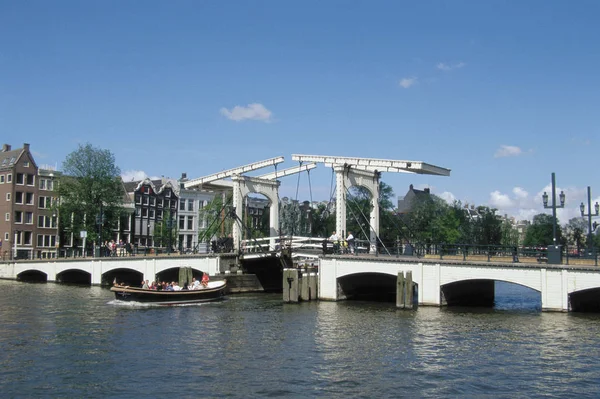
left=196, top=194, right=234, bottom=253
left=344, top=184, right=391, bottom=256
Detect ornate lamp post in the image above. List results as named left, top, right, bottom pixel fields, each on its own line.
left=580, top=186, right=599, bottom=258
left=96, top=204, right=105, bottom=257
left=166, top=213, right=175, bottom=255
left=542, top=173, right=566, bottom=264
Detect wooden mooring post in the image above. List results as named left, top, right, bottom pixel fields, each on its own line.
left=283, top=268, right=299, bottom=303
left=396, top=271, right=414, bottom=309
left=285, top=267, right=318, bottom=303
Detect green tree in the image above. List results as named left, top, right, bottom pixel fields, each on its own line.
left=198, top=193, right=233, bottom=242
left=565, top=217, right=587, bottom=253
left=57, top=144, right=123, bottom=248
left=473, top=206, right=503, bottom=246
left=153, top=210, right=178, bottom=250
left=523, top=213, right=562, bottom=246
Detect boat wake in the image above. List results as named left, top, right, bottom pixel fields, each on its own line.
left=106, top=299, right=224, bottom=308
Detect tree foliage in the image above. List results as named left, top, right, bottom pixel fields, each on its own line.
left=198, top=193, right=233, bottom=242
left=153, top=210, right=178, bottom=250
left=57, top=143, right=123, bottom=246
left=523, top=213, right=562, bottom=247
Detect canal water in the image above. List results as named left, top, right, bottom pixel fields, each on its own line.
left=1, top=280, right=600, bottom=398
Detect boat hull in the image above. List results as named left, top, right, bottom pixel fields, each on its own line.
left=110, top=281, right=227, bottom=305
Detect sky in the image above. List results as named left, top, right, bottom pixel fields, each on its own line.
left=2, top=0, right=599, bottom=225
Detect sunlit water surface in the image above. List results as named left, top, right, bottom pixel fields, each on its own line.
left=1, top=280, right=599, bottom=398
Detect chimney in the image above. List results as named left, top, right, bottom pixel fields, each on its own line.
left=2, top=144, right=11, bottom=152
left=409, top=184, right=414, bottom=190
left=181, top=172, right=187, bottom=180
left=424, top=188, right=430, bottom=193
left=23, top=143, right=30, bottom=151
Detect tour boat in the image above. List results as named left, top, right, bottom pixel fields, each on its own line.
left=110, top=280, right=227, bottom=305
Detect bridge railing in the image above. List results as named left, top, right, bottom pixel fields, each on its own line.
left=406, top=243, right=599, bottom=266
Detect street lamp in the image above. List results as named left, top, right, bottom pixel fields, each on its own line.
left=580, top=186, right=599, bottom=258
left=542, top=172, right=565, bottom=264
left=166, top=213, right=174, bottom=255
left=96, top=204, right=105, bottom=257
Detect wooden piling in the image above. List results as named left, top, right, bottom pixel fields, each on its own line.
left=396, top=272, right=405, bottom=308
left=308, top=268, right=318, bottom=300
left=405, top=271, right=413, bottom=309
left=300, top=269, right=310, bottom=301
left=283, top=269, right=299, bottom=303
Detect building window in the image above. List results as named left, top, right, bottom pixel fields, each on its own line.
left=142, top=196, right=149, bottom=205
left=179, top=215, right=185, bottom=229
left=39, top=196, right=51, bottom=209
left=135, top=194, right=141, bottom=204
left=15, top=192, right=23, bottom=204
left=16, top=173, right=24, bottom=185
left=149, top=209, right=155, bottom=218
left=25, top=212, right=33, bottom=224
left=4, top=232, right=8, bottom=240
left=0, top=175, right=4, bottom=184
left=39, top=179, right=55, bottom=191
left=141, top=208, right=148, bottom=217
left=7, top=174, right=12, bottom=183
left=26, top=174, right=34, bottom=186
left=24, top=231, right=32, bottom=245
left=37, top=234, right=57, bottom=248
left=38, top=215, right=55, bottom=228
left=6, top=193, right=10, bottom=201
left=15, top=211, right=23, bottom=223
left=188, top=200, right=194, bottom=211
left=25, top=192, right=34, bottom=205
left=149, top=197, right=155, bottom=206
left=24, top=161, right=30, bottom=167
left=157, top=198, right=163, bottom=208
left=179, top=199, right=186, bottom=211
left=156, top=209, right=163, bottom=219
left=5, top=213, right=9, bottom=221
left=187, top=216, right=193, bottom=230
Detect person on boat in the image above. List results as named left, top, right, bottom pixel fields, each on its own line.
left=173, top=282, right=182, bottom=291
left=165, top=282, right=174, bottom=291
left=156, top=281, right=163, bottom=291
left=142, top=280, right=149, bottom=289
left=201, top=273, right=209, bottom=287
left=191, top=277, right=200, bottom=290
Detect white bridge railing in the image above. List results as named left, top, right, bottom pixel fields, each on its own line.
left=241, top=236, right=325, bottom=254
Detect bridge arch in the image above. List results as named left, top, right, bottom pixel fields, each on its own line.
left=337, top=271, right=418, bottom=302
left=569, top=287, right=600, bottom=312
left=56, top=269, right=92, bottom=285
left=17, top=269, right=47, bottom=282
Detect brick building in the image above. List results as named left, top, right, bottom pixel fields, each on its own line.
left=0, top=143, right=59, bottom=260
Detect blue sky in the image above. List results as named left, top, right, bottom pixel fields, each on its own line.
left=2, top=1, right=599, bottom=223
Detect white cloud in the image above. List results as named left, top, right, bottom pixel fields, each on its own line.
left=494, top=145, right=523, bottom=158
left=399, top=77, right=418, bottom=89
left=220, top=103, right=273, bottom=122
left=489, top=190, right=514, bottom=208
left=437, top=62, right=466, bottom=71
left=438, top=191, right=456, bottom=204
left=121, top=170, right=160, bottom=182
left=513, top=187, right=528, bottom=200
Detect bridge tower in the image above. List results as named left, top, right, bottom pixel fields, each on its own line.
left=292, top=155, right=451, bottom=252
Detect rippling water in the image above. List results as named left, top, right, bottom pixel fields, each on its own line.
left=1, top=280, right=600, bottom=398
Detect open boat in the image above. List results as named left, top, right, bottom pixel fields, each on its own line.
left=110, top=280, right=227, bottom=305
